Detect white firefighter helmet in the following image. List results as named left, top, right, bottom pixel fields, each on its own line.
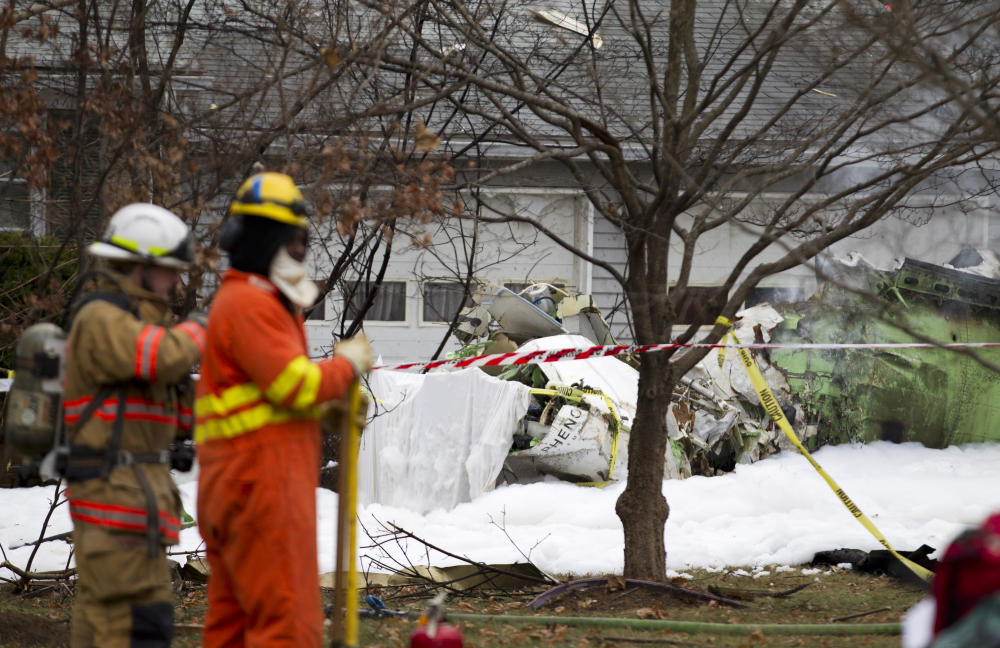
left=89, top=203, right=194, bottom=269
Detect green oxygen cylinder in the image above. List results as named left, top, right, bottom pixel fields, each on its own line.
left=4, top=323, right=67, bottom=460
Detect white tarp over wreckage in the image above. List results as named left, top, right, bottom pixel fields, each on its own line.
left=358, top=368, right=531, bottom=512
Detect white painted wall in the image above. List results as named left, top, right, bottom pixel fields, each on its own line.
left=305, top=191, right=592, bottom=364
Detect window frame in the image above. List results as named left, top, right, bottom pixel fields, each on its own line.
left=418, top=279, right=477, bottom=327
left=0, top=159, right=44, bottom=235
left=304, top=287, right=329, bottom=323
left=334, top=277, right=412, bottom=328
left=741, top=284, right=808, bottom=312
left=667, top=282, right=729, bottom=331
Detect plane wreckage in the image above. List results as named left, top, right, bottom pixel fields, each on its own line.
left=771, top=248, right=1000, bottom=448
left=359, top=249, right=1000, bottom=512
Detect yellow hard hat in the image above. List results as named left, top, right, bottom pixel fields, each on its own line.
left=230, top=173, right=308, bottom=228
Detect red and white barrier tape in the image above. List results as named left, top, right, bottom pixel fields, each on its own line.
left=1, top=341, right=994, bottom=393
left=373, top=340, right=1000, bottom=372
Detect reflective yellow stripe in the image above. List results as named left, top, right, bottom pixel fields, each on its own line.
left=196, top=402, right=284, bottom=441
left=195, top=401, right=320, bottom=442
left=194, top=382, right=263, bottom=417
left=264, top=356, right=313, bottom=405
left=292, top=363, right=322, bottom=409
left=194, top=380, right=321, bottom=443
left=110, top=235, right=171, bottom=257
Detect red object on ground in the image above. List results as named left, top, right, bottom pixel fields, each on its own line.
left=933, top=512, right=1000, bottom=636
left=410, top=624, right=465, bottom=648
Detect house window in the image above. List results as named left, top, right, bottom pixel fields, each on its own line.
left=673, top=286, right=724, bottom=326
left=744, top=286, right=806, bottom=310
left=306, top=293, right=327, bottom=321
left=422, top=282, right=473, bottom=323
left=0, top=160, right=31, bottom=230
left=48, top=110, right=101, bottom=240
left=345, top=281, right=407, bottom=322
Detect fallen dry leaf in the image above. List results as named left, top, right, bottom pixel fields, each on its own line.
left=636, top=606, right=667, bottom=620
left=554, top=606, right=566, bottom=614
left=458, top=601, right=474, bottom=612
left=415, top=118, right=441, bottom=152
left=748, top=629, right=765, bottom=644
left=605, top=574, right=627, bottom=593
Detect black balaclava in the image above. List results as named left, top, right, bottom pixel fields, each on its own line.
left=229, top=215, right=302, bottom=277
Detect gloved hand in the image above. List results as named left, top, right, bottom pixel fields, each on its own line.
left=320, top=394, right=369, bottom=435
left=334, top=335, right=373, bottom=375
left=184, top=309, right=209, bottom=329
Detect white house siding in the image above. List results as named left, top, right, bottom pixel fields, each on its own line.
left=591, top=213, right=633, bottom=344
left=305, top=191, right=593, bottom=364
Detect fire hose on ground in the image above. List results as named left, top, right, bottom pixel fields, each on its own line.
left=442, top=613, right=901, bottom=636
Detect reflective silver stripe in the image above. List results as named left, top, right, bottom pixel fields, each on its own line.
left=139, top=327, right=157, bottom=380
left=64, top=399, right=177, bottom=423
left=138, top=324, right=163, bottom=380
left=71, top=503, right=181, bottom=537
left=71, top=503, right=146, bottom=526
left=175, top=322, right=205, bottom=351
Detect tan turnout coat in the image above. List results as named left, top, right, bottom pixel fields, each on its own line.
left=64, top=275, right=204, bottom=549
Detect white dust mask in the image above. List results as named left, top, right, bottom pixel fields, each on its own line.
left=268, top=245, right=319, bottom=309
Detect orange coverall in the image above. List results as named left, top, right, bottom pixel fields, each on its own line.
left=195, top=269, right=356, bottom=648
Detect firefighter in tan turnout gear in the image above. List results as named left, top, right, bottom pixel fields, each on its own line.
left=65, top=203, right=206, bottom=648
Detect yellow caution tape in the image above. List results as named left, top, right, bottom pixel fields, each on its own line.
left=717, top=331, right=730, bottom=369
left=359, top=384, right=384, bottom=405
left=716, top=316, right=934, bottom=582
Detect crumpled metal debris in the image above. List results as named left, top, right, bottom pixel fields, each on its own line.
left=453, top=283, right=791, bottom=483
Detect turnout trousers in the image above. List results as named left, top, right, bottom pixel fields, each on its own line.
left=70, top=524, right=174, bottom=648
left=197, top=426, right=324, bottom=648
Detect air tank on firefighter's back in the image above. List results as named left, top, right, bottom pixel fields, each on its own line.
left=3, top=323, right=67, bottom=459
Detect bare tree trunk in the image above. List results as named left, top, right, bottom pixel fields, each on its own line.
left=70, top=0, right=90, bottom=269
left=616, top=350, right=674, bottom=581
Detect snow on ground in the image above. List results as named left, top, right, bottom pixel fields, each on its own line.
left=3, top=442, right=999, bottom=578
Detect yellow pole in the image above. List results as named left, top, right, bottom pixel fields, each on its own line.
left=330, top=380, right=362, bottom=648
left=343, top=380, right=362, bottom=647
